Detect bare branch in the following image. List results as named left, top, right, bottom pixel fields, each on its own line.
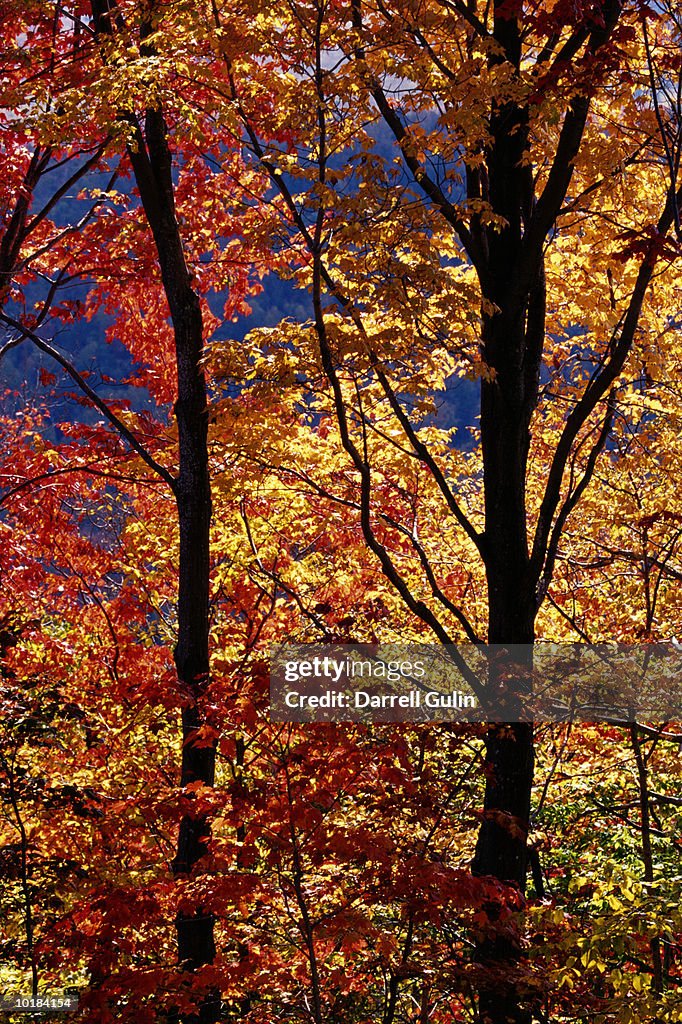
left=515, top=2, right=623, bottom=300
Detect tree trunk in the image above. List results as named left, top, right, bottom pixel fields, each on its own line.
left=468, top=7, right=539, bottom=1020
left=129, top=118, right=218, bottom=1018
left=467, top=0, right=623, bottom=1014
left=473, top=340, right=536, bottom=1023
left=90, top=4, right=218, bottom=1017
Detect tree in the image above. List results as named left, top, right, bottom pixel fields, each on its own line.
left=197, top=1, right=682, bottom=1019
left=0, top=3, right=265, bottom=1017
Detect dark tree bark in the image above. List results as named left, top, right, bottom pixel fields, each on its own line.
left=90, top=4, right=218, bottom=1018
left=126, top=104, right=218, bottom=1024
left=467, top=4, right=623, bottom=1021
left=125, top=108, right=218, bottom=1023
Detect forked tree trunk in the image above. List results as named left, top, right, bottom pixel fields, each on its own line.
left=467, top=3, right=622, bottom=1016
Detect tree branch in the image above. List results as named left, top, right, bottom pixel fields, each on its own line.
left=0, top=314, right=176, bottom=489
left=536, top=389, right=615, bottom=608
left=351, top=0, right=481, bottom=267
left=514, top=1, right=623, bottom=301
left=224, top=44, right=484, bottom=558
left=272, top=462, right=482, bottom=643
left=531, top=180, right=681, bottom=589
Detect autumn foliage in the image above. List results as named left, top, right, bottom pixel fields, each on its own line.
left=1, top=1, right=682, bottom=1023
